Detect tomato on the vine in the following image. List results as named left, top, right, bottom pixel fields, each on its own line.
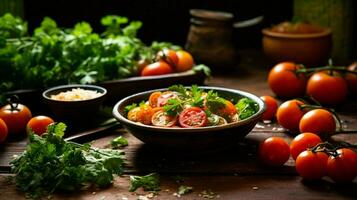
left=299, top=109, right=336, bottom=136
left=290, top=132, right=322, bottom=160
left=179, top=107, right=207, bottom=128
left=0, top=118, right=8, bottom=143
left=306, top=71, right=348, bottom=105
left=259, top=137, right=290, bottom=166
left=260, top=95, right=278, bottom=120
left=276, top=100, right=306, bottom=131
left=176, top=50, right=194, bottom=72
left=327, top=148, right=357, bottom=182
left=268, top=62, right=307, bottom=98
left=26, top=116, right=54, bottom=136
left=141, top=61, right=173, bottom=76
left=296, top=150, right=328, bottom=180
left=0, top=101, right=32, bottom=134
left=156, top=49, right=179, bottom=67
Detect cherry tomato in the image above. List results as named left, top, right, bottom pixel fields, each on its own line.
left=276, top=100, right=306, bottom=131
left=141, top=61, right=173, bottom=76
left=306, top=71, right=348, bottom=105
left=290, top=132, right=322, bottom=160
left=136, top=105, right=154, bottom=125
left=149, top=91, right=162, bottom=108
left=176, top=50, right=194, bottom=72
left=26, top=116, right=54, bottom=136
left=0, top=101, right=32, bottom=134
left=259, top=137, right=290, bottom=166
left=327, top=148, right=357, bottom=182
left=156, top=49, right=179, bottom=67
left=151, top=110, right=177, bottom=127
left=296, top=150, right=328, bottom=180
left=157, top=91, right=178, bottom=107
left=260, top=96, right=278, bottom=120
left=268, top=62, right=307, bottom=98
left=179, top=107, right=207, bottom=128
left=345, top=62, right=357, bottom=94
left=0, top=118, right=8, bottom=143
left=299, top=109, right=336, bottom=136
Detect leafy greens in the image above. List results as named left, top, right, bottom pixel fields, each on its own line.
left=10, top=123, right=125, bottom=199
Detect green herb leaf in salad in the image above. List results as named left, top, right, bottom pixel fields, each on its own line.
left=235, top=97, right=259, bottom=120
left=111, top=136, right=129, bottom=149
left=163, top=98, right=185, bottom=116
left=10, top=122, right=125, bottom=199
left=129, top=173, right=160, bottom=192
left=124, top=103, right=138, bottom=114
left=205, top=90, right=227, bottom=112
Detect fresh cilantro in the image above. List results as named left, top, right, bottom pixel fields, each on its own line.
left=111, top=136, right=128, bottom=149
left=235, top=98, right=259, bottom=120
left=124, top=103, right=138, bottom=114
left=205, top=90, right=227, bottom=112
left=10, top=122, right=125, bottom=199
left=129, top=173, right=160, bottom=192
left=163, top=98, right=184, bottom=116
left=190, top=85, right=204, bottom=107
left=168, top=85, right=188, bottom=97
left=177, top=185, right=194, bottom=195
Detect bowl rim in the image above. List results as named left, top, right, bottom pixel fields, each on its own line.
left=42, top=84, right=107, bottom=103
left=262, top=28, right=331, bottom=39
left=112, top=86, right=266, bottom=133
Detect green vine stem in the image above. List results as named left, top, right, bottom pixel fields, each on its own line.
left=295, top=66, right=357, bottom=75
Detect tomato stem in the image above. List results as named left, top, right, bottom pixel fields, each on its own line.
left=7, top=95, right=20, bottom=111
left=295, top=66, right=357, bottom=75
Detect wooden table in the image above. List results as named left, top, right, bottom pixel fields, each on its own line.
left=1, top=50, right=356, bottom=199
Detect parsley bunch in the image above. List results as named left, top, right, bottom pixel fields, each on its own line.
left=10, top=123, right=125, bottom=199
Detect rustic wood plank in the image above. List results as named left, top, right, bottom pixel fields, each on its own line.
left=1, top=174, right=356, bottom=200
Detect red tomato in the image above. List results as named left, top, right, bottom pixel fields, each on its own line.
left=345, top=62, right=357, bottom=94
left=179, top=107, right=207, bottom=128
left=157, top=49, right=179, bottom=67
left=0, top=118, right=8, bottom=143
left=259, top=137, right=290, bottom=166
left=296, top=150, right=328, bottom=180
left=290, top=132, right=322, bottom=160
left=26, top=116, right=54, bottom=136
left=268, top=62, right=307, bottom=98
left=141, top=61, right=173, bottom=76
left=276, top=100, right=306, bottom=131
left=149, top=92, right=162, bottom=108
left=299, top=109, right=336, bottom=136
left=260, top=96, right=278, bottom=120
left=0, top=102, right=32, bottom=134
left=151, top=110, right=177, bottom=127
left=176, top=50, right=194, bottom=72
left=157, top=91, right=178, bottom=107
left=306, top=71, right=348, bottom=105
left=327, top=148, right=357, bottom=182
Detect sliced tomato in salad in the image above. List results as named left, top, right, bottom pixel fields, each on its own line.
left=149, top=91, right=162, bottom=108
left=157, top=91, right=178, bottom=107
left=179, top=107, right=207, bottom=128
left=151, top=110, right=177, bottom=127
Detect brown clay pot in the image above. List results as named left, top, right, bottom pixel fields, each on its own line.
left=262, top=28, right=332, bottom=67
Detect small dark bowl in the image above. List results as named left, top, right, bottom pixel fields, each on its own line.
left=42, top=84, right=107, bottom=123
left=112, top=86, right=265, bottom=151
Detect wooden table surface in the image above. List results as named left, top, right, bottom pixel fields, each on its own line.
left=1, top=50, right=356, bottom=199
